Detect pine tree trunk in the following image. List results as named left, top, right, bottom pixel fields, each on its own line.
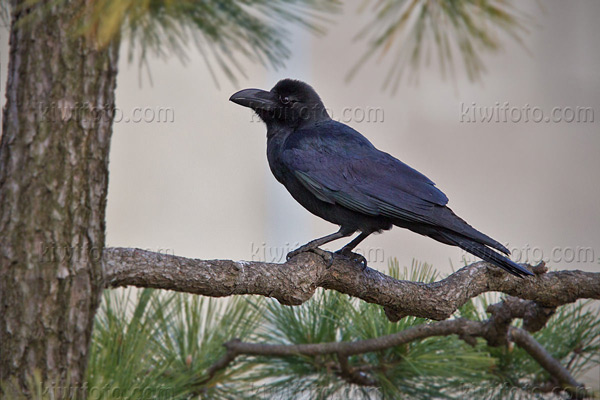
left=0, top=1, right=119, bottom=396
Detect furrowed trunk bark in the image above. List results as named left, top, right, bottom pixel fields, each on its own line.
left=0, top=1, right=119, bottom=397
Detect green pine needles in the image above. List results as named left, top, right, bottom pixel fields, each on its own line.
left=79, top=260, right=599, bottom=399
left=1, top=0, right=530, bottom=88
left=349, top=0, right=530, bottom=91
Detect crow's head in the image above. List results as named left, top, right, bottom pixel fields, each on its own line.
left=230, top=79, right=330, bottom=129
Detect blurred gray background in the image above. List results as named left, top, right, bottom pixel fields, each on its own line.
left=103, top=1, right=600, bottom=274
left=1, top=0, right=599, bottom=390
left=0, top=1, right=598, bottom=276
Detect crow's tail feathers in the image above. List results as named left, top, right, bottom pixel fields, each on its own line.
left=439, top=231, right=534, bottom=278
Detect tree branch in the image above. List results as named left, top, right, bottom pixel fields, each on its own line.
left=102, top=248, right=596, bottom=397
left=510, top=327, right=588, bottom=400
left=200, top=314, right=589, bottom=398
left=103, top=247, right=600, bottom=321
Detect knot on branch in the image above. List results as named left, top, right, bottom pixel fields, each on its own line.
left=383, top=306, right=407, bottom=323
left=532, top=261, right=549, bottom=275
left=484, top=296, right=557, bottom=346
left=336, top=353, right=377, bottom=386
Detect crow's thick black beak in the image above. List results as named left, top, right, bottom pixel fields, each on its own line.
left=229, top=88, right=276, bottom=111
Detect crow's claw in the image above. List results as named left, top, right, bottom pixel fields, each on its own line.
left=335, top=248, right=368, bottom=270
left=311, top=248, right=334, bottom=267
left=286, top=245, right=309, bottom=261
left=287, top=247, right=334, bottom=267
left=286, top=249, right=299, bottom=261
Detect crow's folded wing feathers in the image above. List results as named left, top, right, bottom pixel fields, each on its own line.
left=281, top=122, right=449, bottom=225
left=281, top=121, right=511, bottom=255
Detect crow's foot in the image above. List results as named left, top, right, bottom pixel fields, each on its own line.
left=287, top=247, right=334, bottom=267
left=335, top=248, right=367, bottom=270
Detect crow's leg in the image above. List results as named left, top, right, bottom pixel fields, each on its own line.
left=287, top=227, right=354, bottom=265
left=335, top=231, right=372, bottom=269
left=338, top=231, right=371, bottom=252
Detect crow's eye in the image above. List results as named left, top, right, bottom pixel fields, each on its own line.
left=280, top=96, right=294, bottom=105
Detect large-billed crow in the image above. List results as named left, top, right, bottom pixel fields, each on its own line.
left=230, top=79, right=532, bottom=277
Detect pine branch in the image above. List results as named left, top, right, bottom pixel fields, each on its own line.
left=195, top=300, right=590, bottom=398
left=103, top=247, right=600, bottom=322
left=509, top=328, right=589, bottom=400
left=101, top=248, right=599, bottom=396
left=6, top=0, right=339, bottom=85
left=349, top=0, right=530, bottom=90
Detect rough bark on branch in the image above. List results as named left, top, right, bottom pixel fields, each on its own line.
left=509, top=327, right=588, bottom=399
left=102, top=248, right=598, bottom=397
left=103, top=247, right=600, bottom=322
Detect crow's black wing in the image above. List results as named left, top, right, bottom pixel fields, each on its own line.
left=282, top=121, right=447, bottom=221
left=281, top=120, right=508, bottom=253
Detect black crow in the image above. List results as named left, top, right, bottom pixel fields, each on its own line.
left=230, top=79, right=532, bottom=278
